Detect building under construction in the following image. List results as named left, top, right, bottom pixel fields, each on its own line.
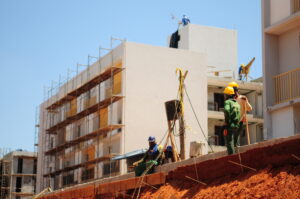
left=0, top=150, right=37, bottom=199
left=36, top=23, right=265, bottom=195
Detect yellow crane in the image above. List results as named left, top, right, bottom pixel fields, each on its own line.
left=239, top=57, right=255, bottom=81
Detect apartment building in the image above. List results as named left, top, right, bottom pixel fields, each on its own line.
left=262, top=0, right=300, bottom=139
left=0, top=151, right=37, bottom=199
left=37, top=41, right=207, bottom=192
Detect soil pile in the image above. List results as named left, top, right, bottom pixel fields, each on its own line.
left=140, top=164, right=300, bottom=199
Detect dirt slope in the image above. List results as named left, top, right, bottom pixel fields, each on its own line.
left=140, top=164, right=300, bottom=199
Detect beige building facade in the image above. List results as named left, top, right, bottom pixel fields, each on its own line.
left=262, top=0, right=300, bottom=139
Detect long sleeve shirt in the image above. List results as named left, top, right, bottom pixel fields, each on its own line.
left=236, top=95, right=252, bottom=122
left=224, top=98, right=241, bottom=129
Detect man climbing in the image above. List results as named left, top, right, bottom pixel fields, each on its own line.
left=228, top=82, right=252, bottom=147
left=223, top=86, right=241, bottom=155
left=133, top=136, right=162, bottom=176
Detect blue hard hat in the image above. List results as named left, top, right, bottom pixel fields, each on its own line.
left=166, top=145, right=173, bottom=151
left=148, top=136, right=156, bottom=142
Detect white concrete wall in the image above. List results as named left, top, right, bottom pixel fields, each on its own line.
left=178, top=24, right=237, bottom=78
left=271, top=106, right=295, bottom=138
left=294, top=104, right=300, bottom=134
left=262, top=0, right=300, bottom=140
left=123, top=42, right=207, bottom=159
left=278, top=26, right=300, bottom=73
left=270, top=0, right=291, bottom=25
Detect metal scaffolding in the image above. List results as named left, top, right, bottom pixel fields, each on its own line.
left=41, top=37, right=126, bottom=190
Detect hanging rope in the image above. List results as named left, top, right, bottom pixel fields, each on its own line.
left=184, top=85, right=214, bottom=153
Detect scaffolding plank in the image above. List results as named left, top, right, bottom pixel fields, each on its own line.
left=43, top=154, right=114, bottom=177
left=46, top=96, right=124, bottom=134
left=45, top=124, right=123, bottom=155
left=46, top=64, right=123, bottom=110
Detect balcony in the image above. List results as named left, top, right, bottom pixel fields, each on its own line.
left=273, top=67, right=300, bottom=104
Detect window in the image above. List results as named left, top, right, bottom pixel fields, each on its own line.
left=292, top=0, right=300, bottom=13
left=214, top=93, right=225, bottom=111
left=15, top=177, right=22, bottom=192
left=214, top=126, right=225, bottom=146
left=103, top=161, right=120, bottom=176
left=50, top=137, right=54, bottom=148
left=62, top=173, right=74, bottom=186
left=81, top=168, right=94, bottom=181
left=17, top=158, right=23, bottom=173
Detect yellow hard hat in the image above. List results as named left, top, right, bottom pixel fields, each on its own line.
left=241, top=64, right=245, bottom=67
left=228, top=81, right=239, bottom=88
left=224, top=86, right=235, bottom=95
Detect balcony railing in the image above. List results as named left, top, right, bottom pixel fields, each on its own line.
left=273, top=67, right=300, bottom=104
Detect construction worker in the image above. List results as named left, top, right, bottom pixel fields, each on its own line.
left=223, top=86, right=241, bottom=155
left=238, top=64, right=245, bottom=80
left=163, top=145, right=175, bottom=164
left=228, top=82, right=252, bottom=147
left=133, top=136, right=162, bottom=176
left=181, top=15, right=190, bottom=26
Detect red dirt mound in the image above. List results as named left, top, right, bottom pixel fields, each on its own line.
left=140, top=164, right=300, bottom=199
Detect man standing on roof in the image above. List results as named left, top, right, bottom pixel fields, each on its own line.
left=181, top=15, right=190, bottom=26
left=223, top=86, right=241, bottom=155
left=228, top=82, right=252, bottom=147
left=133, top=136, right=163, bottom=176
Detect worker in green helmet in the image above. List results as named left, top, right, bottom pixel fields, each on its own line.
left=223, top=86, right=241, bottom=155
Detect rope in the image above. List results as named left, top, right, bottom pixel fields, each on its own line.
left=132, top=98, right=181, bottom=199
left=184, top=85, right=214, bottom=153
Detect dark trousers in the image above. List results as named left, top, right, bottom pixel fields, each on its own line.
left=225, top=128, right=239, bottom=155
left=234, top=121, right=244, bottom=147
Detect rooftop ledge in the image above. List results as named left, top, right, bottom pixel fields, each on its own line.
left=265, top=11, right=300, bottom=35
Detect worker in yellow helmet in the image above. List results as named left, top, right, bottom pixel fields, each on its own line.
left=223, top=86, right=241, bottom=155
left=228, top=82, right=252, bottom=148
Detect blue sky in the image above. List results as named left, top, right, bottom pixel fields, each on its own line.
left=0, top=0, right=262, bottom=152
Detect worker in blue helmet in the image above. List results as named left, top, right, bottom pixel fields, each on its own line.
left=182, top=15, right=190, bottom=26
left=133, top=136, right=163, bottom=176
left=163, top=145, right=175, bottom=164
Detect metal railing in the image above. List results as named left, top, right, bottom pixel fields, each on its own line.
left=273, top=67, right=300, bottom=104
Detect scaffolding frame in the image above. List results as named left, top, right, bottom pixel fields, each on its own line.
left=42, top=37, right=126, bottom=190
left=0, top=159, right=11, bottom=199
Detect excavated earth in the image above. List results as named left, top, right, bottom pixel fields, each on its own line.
left=38, top=135, right=300, bottom=199
left=139, top=164, right=300, bottom=199
left=136, top=135, right=300, bottom=199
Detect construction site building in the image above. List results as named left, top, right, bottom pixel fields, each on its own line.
left=37, top=40, right=207, bottom=192
left=262, top=0, right=300, bottom=139
left=0, top=151, right=37, bottom=199
left=37, top=23, right=264, bottom=192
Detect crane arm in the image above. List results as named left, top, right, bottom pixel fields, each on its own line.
left=245, top=57, right=255, bottom=70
